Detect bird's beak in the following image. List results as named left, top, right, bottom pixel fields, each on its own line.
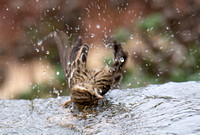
left=95, top=93, right=104, bottom=100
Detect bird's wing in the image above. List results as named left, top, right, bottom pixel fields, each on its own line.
left=54, top=31, right=71, bottom=76
left=69, top=34, right=83, bottom=64
left=93, top=68, right=114, bottom=95
left=68, top=43, right=90, bottom=88
left=55, top=31, right=90, bottom=88
left=112, top=41, right=128, bottom=72
left=111, top=41, right=128, bottom=86
left=70, top=34, right=89, bottom=69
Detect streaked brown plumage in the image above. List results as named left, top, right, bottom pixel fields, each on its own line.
left=54, top=31, right=128, bottom=106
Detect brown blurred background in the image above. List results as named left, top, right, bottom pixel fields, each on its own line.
left=0, top=0, right=200, bottom=99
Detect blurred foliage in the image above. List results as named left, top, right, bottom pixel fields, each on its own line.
left=114, top=27, right=131, bottom=43
left=15, top=67, right=69, bottom=100
left=121, top=12, right=200, bottom=88
left=138, top=13, right=165, bottom=32
left=15, top=83, right=51, bottom=100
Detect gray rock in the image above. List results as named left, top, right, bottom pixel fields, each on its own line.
left=0, top=81, right=200, bottom=135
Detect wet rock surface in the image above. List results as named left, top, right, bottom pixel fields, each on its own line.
left=1, top=81, right=200, bottom=135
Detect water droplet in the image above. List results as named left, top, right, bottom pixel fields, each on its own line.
left=91, top=33, right=95, bottom=38
left=120, top=57, right=124, bottom=62
left=37, top=40, right=43, bottom=46
left=136, top=41, right=140, bottom=44
left=127, top=83, right=131, bottom=86
left=36, top=0, right=39, bottom=2
left=88, top=24, right=91, bottom=28
left=41, top=46, right=44, bottom=51
left=176, top=8, right=180, bottom=13
left=46, top=51, right=50, bottom=54
left=33, top=84, right=37, bottom=89
left=96, top=24, right=100, bottom=29
left=6, top=8, right=9, bottom=11
left=17, top=6, right=20, bottom=10
left=130, top=34, right=134, bottom=39
left=43, top=71, right=46, bottom=74
left=98, top=90, right=103, bottom=95
left=36, top=48, right=39, bottom=52
left=56, top=71, right=60, bottom=75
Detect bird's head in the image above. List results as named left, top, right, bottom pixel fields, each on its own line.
left=70, top=83, right=103, bottom=105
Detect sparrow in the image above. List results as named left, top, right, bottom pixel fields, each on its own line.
left=54, top=31, right=128, bottom=107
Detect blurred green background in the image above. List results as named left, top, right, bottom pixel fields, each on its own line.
left=0, top=0, right=199, bottom=99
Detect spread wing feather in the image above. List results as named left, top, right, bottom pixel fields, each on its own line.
left=54, top=31, right=71, bottom=76
left=54, top=31, right=89, bottom=88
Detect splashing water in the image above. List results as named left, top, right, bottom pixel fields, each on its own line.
left=1, top=82, right=200, bottom=134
